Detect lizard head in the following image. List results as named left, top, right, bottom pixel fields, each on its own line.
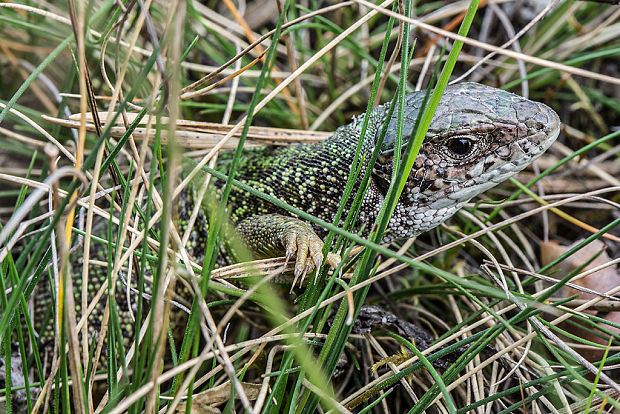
left=372, top=82, right=560, bottom=241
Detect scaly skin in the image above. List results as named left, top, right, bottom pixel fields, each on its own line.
left=181, top=82, right=560, bottom=276
left=34, top=82, right=560, bottom=362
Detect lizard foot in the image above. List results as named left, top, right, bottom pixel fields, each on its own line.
left=280, top=221, right=341, bottom=288
left=237, top=214, right=341, bottom=289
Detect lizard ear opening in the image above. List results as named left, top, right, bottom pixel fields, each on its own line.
left=371, top=156, right=392, bottom=197
left=371, top=171, right=391, bottom=196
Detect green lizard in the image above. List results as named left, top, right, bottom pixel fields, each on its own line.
left=34, top=82, right=560, bottom=362
left=180, top=82, right=559, bottom=278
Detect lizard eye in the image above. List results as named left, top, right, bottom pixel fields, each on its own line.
left=445, top=136, right=476, bottom=159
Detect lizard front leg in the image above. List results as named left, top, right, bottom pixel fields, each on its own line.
left=235, top=214, right=341, bottom=286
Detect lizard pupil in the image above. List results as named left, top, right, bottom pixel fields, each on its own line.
left=447, top=137, right=472, bottom=156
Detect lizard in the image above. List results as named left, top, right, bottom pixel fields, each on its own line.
left=180, top=81, right=560, bottom=279
left=31, top=82, right=560, bottom=371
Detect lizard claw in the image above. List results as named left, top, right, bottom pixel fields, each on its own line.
left=280, top=221, right=341, bottom=288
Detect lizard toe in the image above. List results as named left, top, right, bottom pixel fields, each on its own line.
left=293, top=233, right=310, bottom=280
left=308, top=235, right=326, bottom=270
left=326, top=252, right=341, bottom=269
left=282, top=231, right=298, bottom=265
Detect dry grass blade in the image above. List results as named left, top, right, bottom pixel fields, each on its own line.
left=43, top=113, right=331, bottom=146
